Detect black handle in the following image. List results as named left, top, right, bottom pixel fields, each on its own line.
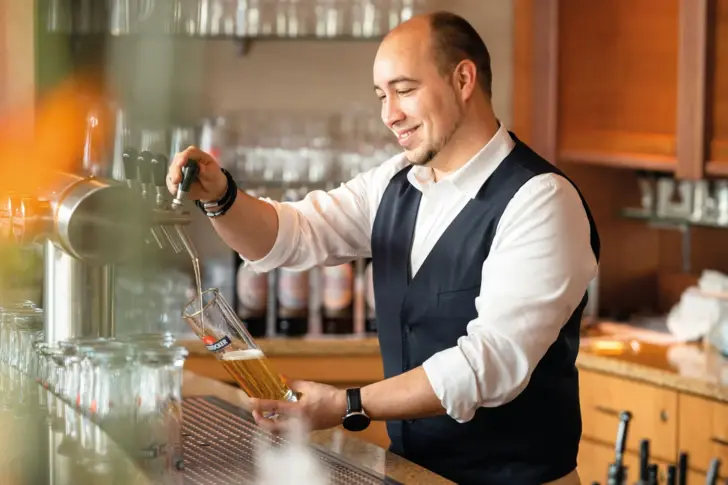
left=677, top=451, right=688, bottom=485
left=122, top=148, right=138, bottom=181
left=150, top=154, right=169, bottom=187
left=615, top=411, right=632, bottom=465
left=648, top=464, right=658, bottom=485
left=639, top=439, right=651, bottom=481
left=180, top=159, right=200, bottom=192
left=137, top=151, right=154, bottom=183
left=706, top=458, right=721, bottom=485
left=666, top=464, right=676, bottom=485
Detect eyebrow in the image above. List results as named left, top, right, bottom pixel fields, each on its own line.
left=373, top=77, right=420, bottom=91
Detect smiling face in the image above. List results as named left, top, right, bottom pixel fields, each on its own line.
left=373, top=20, right=465, bottom=166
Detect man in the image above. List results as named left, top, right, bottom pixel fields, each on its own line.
left=167, top=11, right=599, bottom=485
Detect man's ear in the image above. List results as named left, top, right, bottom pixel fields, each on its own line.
left=453, top=60, right=478, bottom=101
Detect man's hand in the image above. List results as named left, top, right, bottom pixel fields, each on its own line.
left=249, top=380, right=348, bottom=434
left=167, top=146, right=228, bottom=202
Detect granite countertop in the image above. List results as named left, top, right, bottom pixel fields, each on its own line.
left=182, top=370, right=454, bottom=484
left=577, top=332, right=728, bottom=403
left=182, top=322, right=728, bottom=404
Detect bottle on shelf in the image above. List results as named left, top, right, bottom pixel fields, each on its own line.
left=320, top=261, right=355, bottom=335
left=274, top=189, right=310, bottom=337
left=234, top=254, right=269, bottom=338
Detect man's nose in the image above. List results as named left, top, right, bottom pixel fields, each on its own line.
left=382, top=99, right=406, bottom=129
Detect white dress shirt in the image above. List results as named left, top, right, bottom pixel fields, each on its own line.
left=242, top=125, right=598, bottom=423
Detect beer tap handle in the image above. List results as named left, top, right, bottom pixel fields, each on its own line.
left=677, top=451, right=688, bottom=485
left=172, top=159, right=199, bottom=210
left=608, top=411, right=632, bottom=484
left=137, top=151, right=154, bottom=200
left=122, top=148, right=138, bottom=189
left=666, top=464, right=676, bottom=485
left=151, top=154, right=169, bottom=207
left=706, top=458, right=721, bottom=485
left=638, top=439, right=650, bottom=484
left=647, top=464, right=658, bottom=485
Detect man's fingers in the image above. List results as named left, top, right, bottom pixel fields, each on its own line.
left=169, top=145, right=202, bottom=184
left=253, top=410, right=285, bottom=434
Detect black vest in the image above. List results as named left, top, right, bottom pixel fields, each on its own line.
left=371, top=134, right=600, bottom=485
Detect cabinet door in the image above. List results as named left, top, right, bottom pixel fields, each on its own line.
left=678, top=393, right=728, bottom=476
left=557, top=0, right=679, bottom=168
left=707, top=0, right=728, bottom=172
left=580, top=370, right=678, bottom=461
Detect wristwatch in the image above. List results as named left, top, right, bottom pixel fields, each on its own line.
left=342, top=388, right=371, bottom=432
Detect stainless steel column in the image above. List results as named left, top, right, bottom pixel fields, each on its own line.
left=43, top=240, right=115, bottom=343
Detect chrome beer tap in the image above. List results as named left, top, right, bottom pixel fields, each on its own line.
left=150, top=153, right=185, bottom=254
left=6, top=161, right=194, bottom=344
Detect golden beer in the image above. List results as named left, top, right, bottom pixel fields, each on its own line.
left=220, top=349, right=295, bottom=401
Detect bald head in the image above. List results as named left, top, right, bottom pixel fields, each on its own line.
left=372, top=12, right=496, bottom=170
left=381, top=12, right=492, bottom=97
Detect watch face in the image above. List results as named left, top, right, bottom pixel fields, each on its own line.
left=343, top=413, right=370, bottom=432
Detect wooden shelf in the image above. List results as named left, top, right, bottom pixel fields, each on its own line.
left=556, top=0, right=680, bottom=160
left=708, top=0, right=728, bottom=162
left=558, top=150, right=677, bottom=172
left=705, top=160, right=728, bottom=177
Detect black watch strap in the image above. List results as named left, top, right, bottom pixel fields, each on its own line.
left=346, top=388, right=363, bottom=413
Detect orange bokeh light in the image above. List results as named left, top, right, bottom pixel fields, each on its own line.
left=0, top=73, right=109, bottom=197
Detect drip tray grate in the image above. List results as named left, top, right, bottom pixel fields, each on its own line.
left=181, top=395, right=402, bottom=485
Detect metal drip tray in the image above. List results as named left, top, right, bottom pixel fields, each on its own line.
left=182, top=396, right=402, bottom=485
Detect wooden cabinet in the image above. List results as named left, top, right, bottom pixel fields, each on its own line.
left=557, top=0, right=679, bottom=169
left=578, top=369, right=727, bottom=483
left=678, top=393, right=728, bottom=475
left=580, top=370, right=678, bottom=461
left=707, top=0, right=728, bottom=173
left=515, top=0, right=728, bottom=179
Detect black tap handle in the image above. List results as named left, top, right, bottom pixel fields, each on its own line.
left=666, top=464, right=676, bottom=485
left=180, top=159, right=200, bottom=192
left=137, top=151, right=154, bottom=184
left=639, top=439, right=650, bottom=482
left=150, top=154, right=169, bottom=187
left=615, top=411, right=632, bottom=465
left=707, top=458, right=721, bottom=485
left=122, top=148, right=138, bottom=181
left=677, top=452, right=688, bottom=485
left=648, top=464, right=658, bottom=485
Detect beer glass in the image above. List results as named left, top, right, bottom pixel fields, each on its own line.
left=182, top=288, right=297, bottom=403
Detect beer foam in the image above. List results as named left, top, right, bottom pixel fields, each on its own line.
left=221, top=348, right=265, bottom=361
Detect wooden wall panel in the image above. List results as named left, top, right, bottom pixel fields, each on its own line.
left=556, top=0, right=680, bottom=165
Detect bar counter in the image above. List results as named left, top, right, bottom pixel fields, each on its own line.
left=182, top=370, right=454, bottom=484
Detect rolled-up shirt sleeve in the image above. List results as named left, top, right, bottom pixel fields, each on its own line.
left=242, top=154, right=410, bottom=274
left=422, top=173, right=598, bottom=423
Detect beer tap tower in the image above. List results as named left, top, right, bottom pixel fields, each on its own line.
left=1, top=151, right=193, bottom=344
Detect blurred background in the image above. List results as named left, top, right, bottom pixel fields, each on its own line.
left=2, top=0, right=728, bottom=484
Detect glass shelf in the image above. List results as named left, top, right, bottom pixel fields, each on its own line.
left=620, top=207, right=728, bottom=230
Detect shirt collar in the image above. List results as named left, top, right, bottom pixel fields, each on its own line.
left=406, top=124, right=515, bottom=199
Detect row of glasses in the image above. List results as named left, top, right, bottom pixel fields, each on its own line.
left=46, top=0, right=428, bottom=38
left=0, top=300, right=45, bottom=413
left=29, top=333, right=188, bottom=484
left=221, top=105, right=400, bottom=188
